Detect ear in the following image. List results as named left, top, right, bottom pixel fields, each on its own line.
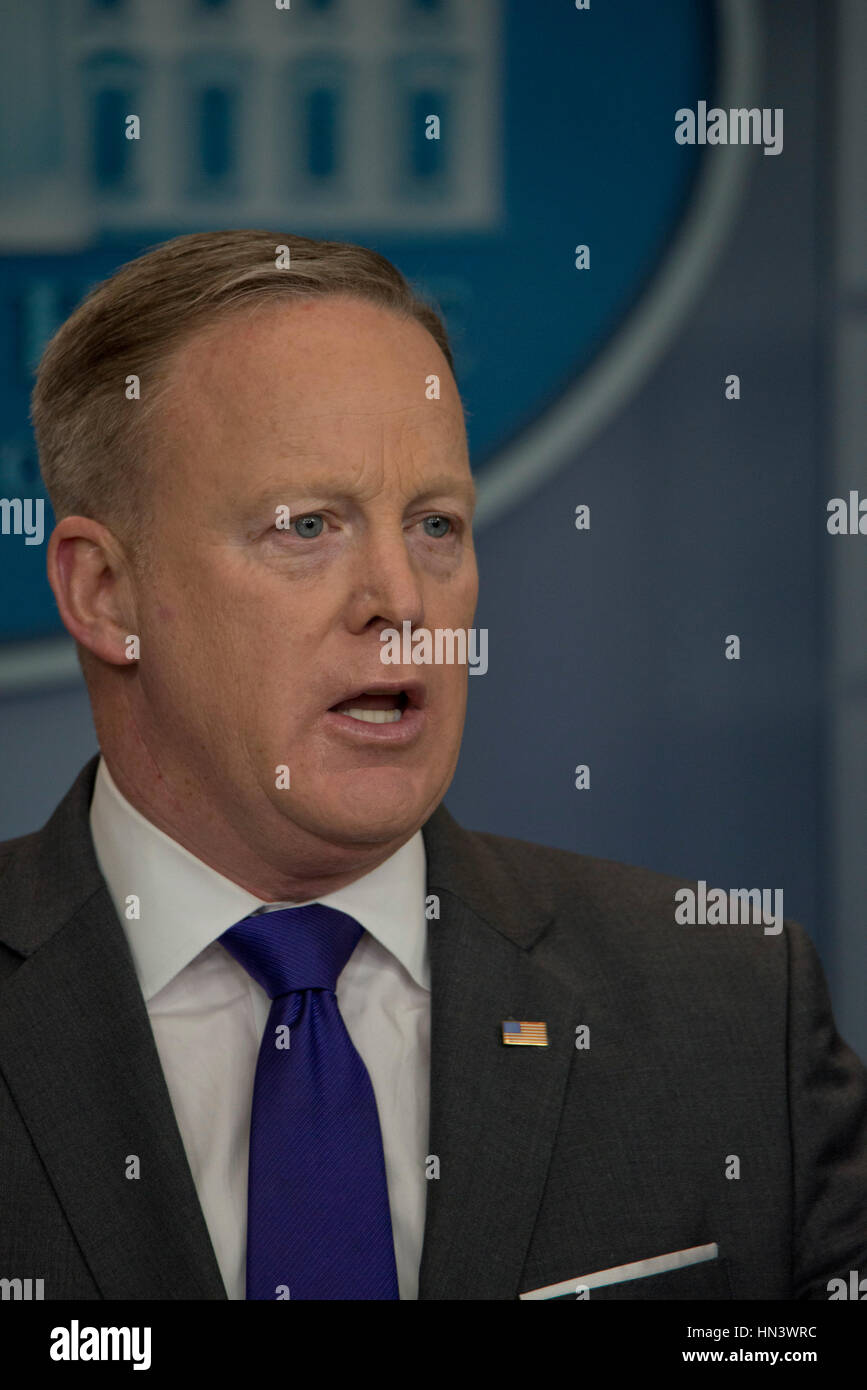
left=47, top=516, right=139, bottom=668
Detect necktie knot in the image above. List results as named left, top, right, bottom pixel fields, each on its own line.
left=219, top=902, right=364, bottom=998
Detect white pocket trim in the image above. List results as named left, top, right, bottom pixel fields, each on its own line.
left=519, top=1241, right=719, bottom=1300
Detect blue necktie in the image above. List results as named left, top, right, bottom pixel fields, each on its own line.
left=219, top=903, right=400, bottom=1300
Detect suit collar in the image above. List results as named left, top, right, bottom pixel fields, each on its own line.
left=421, top=801, right=554, bottom=949
left=0, top=754, right=104, bottom=958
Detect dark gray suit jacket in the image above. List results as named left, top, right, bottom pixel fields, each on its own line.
left=1, top=756, right=865, bottom=1299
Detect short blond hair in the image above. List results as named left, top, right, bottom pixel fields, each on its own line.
left=31, top=229, right=455, bottom=555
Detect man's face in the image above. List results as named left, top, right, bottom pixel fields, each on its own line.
left=126, top=295, right=477, bottom=867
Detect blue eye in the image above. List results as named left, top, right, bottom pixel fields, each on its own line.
left=423, top=515, right=451, bottom=538
left=294, top=514, right=324, bottom=538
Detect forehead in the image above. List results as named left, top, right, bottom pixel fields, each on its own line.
left=151, top=297, right=470, bottom=507
left=160, top=294, right=464, bottom=440
left=148, top=298, right=470, bottom=520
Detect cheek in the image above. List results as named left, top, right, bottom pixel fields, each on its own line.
left=436, top=670, right=469, bottom=724
left=154, top=569, right=276, bottom=655
left=452, top=566, right=479, bottom=619
left=138, top=591, right=245, bottom=703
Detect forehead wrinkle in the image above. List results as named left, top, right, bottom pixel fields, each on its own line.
left=397, top=406, right=466, bottom=449
left=263, top=402, right=463, bottom=439
left=250, top=445, right=460, bottom=508
left=271, top=404, right=439, bottom=419
left=271, top=403, right=462, bottom=469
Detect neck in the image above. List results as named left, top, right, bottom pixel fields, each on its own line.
left=97, top=746, right=412, bottom=903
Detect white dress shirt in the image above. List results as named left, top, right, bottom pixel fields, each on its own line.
left=88, top=755, right=430, bottom=1300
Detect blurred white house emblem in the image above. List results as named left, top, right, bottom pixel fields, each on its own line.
left=0, top=0, right=756, bottom=688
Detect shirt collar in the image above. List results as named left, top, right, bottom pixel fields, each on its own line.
left=89, top=755, right=429, bottom=1001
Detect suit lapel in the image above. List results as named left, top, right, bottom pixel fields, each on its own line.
left=418, top=808, right=576, bottom=1299
left=0, top=758, right=227, bottom=1299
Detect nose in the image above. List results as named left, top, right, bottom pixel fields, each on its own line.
left=344, top=524, right=425, bottom=636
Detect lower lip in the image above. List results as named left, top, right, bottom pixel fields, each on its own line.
left=322, top=704, right=426, bottom=745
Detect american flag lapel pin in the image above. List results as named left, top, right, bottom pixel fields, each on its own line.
left=501, top=1018, right=549, bottom=1046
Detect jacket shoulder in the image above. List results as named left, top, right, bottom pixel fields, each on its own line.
left=0, top=826, right=42, bottom=864
left=457, top=823, right=805, bottom=992
left=467, top=826, right=700, bottom=926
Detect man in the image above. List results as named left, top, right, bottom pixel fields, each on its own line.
left=0, top=230, right=865, bottom=1301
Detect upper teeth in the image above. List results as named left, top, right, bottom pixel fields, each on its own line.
left=345, top=708, right=402, bottom=724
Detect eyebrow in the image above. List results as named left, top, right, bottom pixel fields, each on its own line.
left=409, top=474, right=477, bottom=509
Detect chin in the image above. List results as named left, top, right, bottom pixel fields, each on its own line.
left=312, top=773, right=441, bottom=847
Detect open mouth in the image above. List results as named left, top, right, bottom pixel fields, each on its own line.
left=328, top=687, right=419, bottom=725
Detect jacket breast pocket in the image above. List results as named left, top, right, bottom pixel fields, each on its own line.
left=537, top=1257, right=734, bottom=1301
